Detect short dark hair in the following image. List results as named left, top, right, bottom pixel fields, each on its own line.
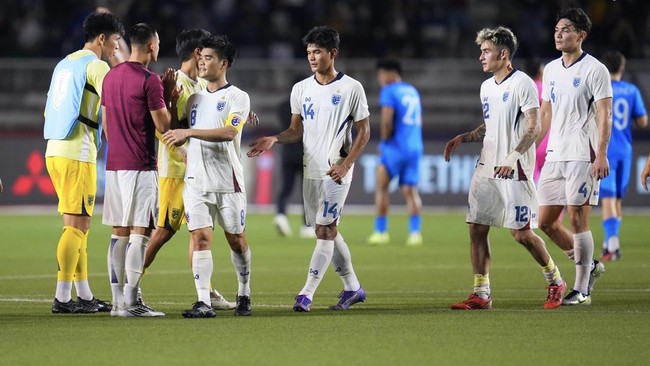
left=302, top=26, right=340, bottom=51
left=602, top=50, right=625, bottom=74
left=557, top=8, right=592, bottom=35
left=200, top=34, right=237, bottom=68
left=82, top=11, right=124, bottom=42
left=376, top=59, right=402, bottom=75
left=176, top=29, right=211, bottom=63
left=129, top=23, right=157, bottom=47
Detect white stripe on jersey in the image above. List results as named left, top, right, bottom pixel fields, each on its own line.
left=184, top=84, right=250, bottom=193
left=290, top=73, right=370, bottom=184
left=542, top=53, right=613, bottom=162
left=475, top=70, right=539, bottom=181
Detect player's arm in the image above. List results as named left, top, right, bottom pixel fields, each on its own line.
left=379, top=106, right=394, bottom=141
left=495, top=107, right=540, bottom=179
left=247, top=113, right=303, bottom=157
left=443, top=123, right=486, bottom=162
left=634, top=115, right=648, bottom=129
left=326, top=117, right=370, bottom=184
left=168, top=125, right=239, bottom=145
left=537, top=99, right=552, bottom=146
left=641, top=153, right=650, bottom=191
left=593, top=97, right=613, bottom=179
left=151, top=108, right=171, bottom=135
left=101, top=106, right=108, bottom=140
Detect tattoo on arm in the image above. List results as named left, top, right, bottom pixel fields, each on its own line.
left=513, top=109, right=539, bottom=154
left=461, top=124, right=486, bottom=142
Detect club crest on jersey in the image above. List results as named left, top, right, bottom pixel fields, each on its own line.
left=217, top=101, right=226, bottom=111
left=573, top=77, right=581, bottom=87
left=502, top=91, right=510, bottom=102
left=331, top=94, right=341, bottom=105
left=231, top=116, right=241, bottom=126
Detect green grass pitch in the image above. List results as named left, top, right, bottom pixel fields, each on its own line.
left=0, top=211, right=649, bottom=365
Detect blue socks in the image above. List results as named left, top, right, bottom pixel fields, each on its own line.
left=375, top=216, right=388, bottom=233
left=602, top=217, right=620, bottom=242
left=409, top=215, right=421, bottom=234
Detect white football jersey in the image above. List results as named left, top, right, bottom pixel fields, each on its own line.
left=475, top=70, right=539, bottom=181
left=184, top=84, right=250, bottom=193
left=542, top=53, right=613, bottom=162
left=290, top=72, right=370, bottom=184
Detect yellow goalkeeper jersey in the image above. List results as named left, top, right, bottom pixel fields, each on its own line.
left=157, top=71, right=207, bottom=178
left=45, top=49, right=109, bottom=163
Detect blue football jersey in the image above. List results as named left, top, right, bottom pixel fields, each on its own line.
left=379, top=81, right=423, bottom=153
left=609, top=79, right=647, bottom=157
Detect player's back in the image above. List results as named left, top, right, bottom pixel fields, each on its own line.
left=102, top=61, right=165, bottom=171
left=380, top=81, right=423, bottom=153
left=609, top=79, right=646, bottom=156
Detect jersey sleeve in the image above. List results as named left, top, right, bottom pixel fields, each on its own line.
left=350, top=81, right=370, bottom=122
left=588, top=63, right=613, bottom=102
left=225, top=90, right=250, bottom=133
left=144, top=73, right=167, bottom=111
left=541, top=64, right=551, bottom=102
left=290, top=83, right=302, bottom=116
left=518, top=75, right=540, bottom=112
left=86, top=59, right=110, bottom=98
left=378, top=85, right=394, bottom=108
left=632, top=86, right=648, bottom=118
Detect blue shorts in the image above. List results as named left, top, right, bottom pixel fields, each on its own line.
left=600, top=154, right=631, bottom=199
left=379, top=143, right=421, bottom=186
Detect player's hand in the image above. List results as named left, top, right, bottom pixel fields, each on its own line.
left=443, top=135, right=462, bottom=162
left=641, top=161, right=650, bottom=191
left=0, top=177, right=3, bottom=193
left=247, top=111, right=260, bottom=126
left=161, top=68, right=181, bottom=104
left=247, top=136, right=277, bottom=157
left=494, top=151, right=520, bottom=179
left=326, top=164, right=348, bottom=184
left=162, top=129, right=189, bottom=147
left=592, top=154, right=610, bottom=180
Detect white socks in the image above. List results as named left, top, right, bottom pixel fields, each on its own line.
left=573, top=231, right=594, bottom=295
left=108, top=235, right=128, bottom=307
left=74, top=280, right=93, bottom=300
left=124, top=234, right=149, bottom=307
left=300, top=239, right=334, bottom=299
left=231, top=249, right=251, bottom=297
left=332, top=233, right=360, bottom=291
left=55, top=281, right=73, bottom=303
left=192, top=250, right=213, bottom=305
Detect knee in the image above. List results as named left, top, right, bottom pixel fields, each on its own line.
left=228, top=236, right=248, bottom=253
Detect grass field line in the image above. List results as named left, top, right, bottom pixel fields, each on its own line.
left=2, top=297, right=650, bottom=314
left=3, top=261, right=649, bottom=281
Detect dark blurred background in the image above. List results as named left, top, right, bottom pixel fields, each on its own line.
left=2, top=0, right=650, bottom=207
left=2, top=0, right=648, bottom=60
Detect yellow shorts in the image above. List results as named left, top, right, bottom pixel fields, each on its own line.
left=157, top=177, right=186, bottom=230
left=46, top=156, right=96, bottom=216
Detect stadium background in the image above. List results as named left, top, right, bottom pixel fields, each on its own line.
left=1, top=0, right=649, bottom=208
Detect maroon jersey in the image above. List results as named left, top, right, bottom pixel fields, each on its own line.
left=102, top=61, right=166, bottom=171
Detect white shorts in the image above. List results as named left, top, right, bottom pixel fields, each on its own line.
left=466, top=175, right=538, bottom=230
left=303, top=178, right=350, bottom=227
left=537, top=161, right=599, bottom=206
left=103, top=170, right=158, bottom=228
left=183, top=184, right=247, bottom=234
